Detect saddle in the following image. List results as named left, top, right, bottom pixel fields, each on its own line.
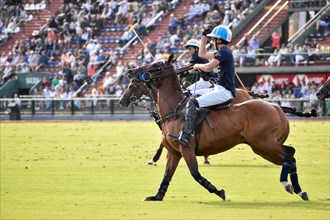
left=178, top=99, right=233, bottom=152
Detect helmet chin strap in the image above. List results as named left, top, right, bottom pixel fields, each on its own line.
left=214, top=38, right=223, bottom=50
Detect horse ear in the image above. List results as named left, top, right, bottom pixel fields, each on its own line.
left=168, top=54, right=176, bottom=64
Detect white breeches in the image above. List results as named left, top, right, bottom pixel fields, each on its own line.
left=195, top=84, right=233, bottom=107
left=187, top=79, right=213, bottom=96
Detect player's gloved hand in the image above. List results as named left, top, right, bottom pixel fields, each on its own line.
left=202, top=28, right=212, bottom=37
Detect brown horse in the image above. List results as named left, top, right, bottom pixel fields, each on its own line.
left=119, top=55, right=308, bottom=201
left=316, top=76, right=330, bottom=101
left=120, top=68, right=316, bottom=166
left=120, top=76, right=252, bottom=165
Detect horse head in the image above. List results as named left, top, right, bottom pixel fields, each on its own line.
left=119, top=55, right=177, bottom=107
left=127, top=54, right=176, bottom=83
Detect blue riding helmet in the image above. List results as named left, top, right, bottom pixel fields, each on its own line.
left=207, top=25, right=232, bottom=43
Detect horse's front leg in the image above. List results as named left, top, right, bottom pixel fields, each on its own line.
left=181, top=146, right=226, bottom=201
left=144, top=150, right=182, bottom=201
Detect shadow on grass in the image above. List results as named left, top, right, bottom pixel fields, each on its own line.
left=202, top=164, right=275, bottom=168
left=199, top=200, right=330, bottom=211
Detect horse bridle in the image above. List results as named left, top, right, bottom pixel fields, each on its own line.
left=127, top=61, right=176, bottom=84
left=127, top=61, right=187, bottom=122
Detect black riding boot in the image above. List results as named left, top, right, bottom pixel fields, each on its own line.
left=174, top=99, right=198, bottom=147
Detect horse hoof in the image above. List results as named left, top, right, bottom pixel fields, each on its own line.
left=300, top=192, right=309, bottom=201
left=215, top=189, right=226, bottom=201
left=144, top=196, right=162, bottom=201
left=285, top=184, right=294, bottom=194
left=147, top=160, right=155, bottom=165
left=204, top=160, right=210, bottom=165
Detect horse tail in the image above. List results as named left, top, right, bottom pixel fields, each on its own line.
left=280, top=106, right=317, bottom=118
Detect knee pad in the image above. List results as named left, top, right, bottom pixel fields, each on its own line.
left=189, top=98, right=199, bottom=108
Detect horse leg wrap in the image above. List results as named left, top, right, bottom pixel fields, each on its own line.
left=283, top=145, right=296, bottom=159
left=193, top=172, right=216, bottom=193
left=280, top=145, right=295, bottom=182
left=192, top=172, right=226, bottom=200
left=152, top=147, right=163, bottom=162
left=280, top=158, right=292, bottom=182
left=155, top=179, right=170, bottom=200
left=280, top=146, right=296, bottom=193
left=289, top=158, right=302, bottom=194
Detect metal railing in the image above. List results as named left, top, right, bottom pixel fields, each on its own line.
left=0, top=97, right=329, bottom=119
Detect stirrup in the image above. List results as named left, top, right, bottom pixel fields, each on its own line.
left=168, top=132, right=189, bottom=147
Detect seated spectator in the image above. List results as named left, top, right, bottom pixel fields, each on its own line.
left=87, top=63, right=96, bottom=78
left=96, top=50, right=106, bottom=63
left=3, top=18, right=17, bottom=34
left=316, top=14, right=330, bottom=33
left=3, top=63, right=13, bottom=78
left=293, top=44, right=306, bottom=65
left=292, top=81, right=302, bottom=98
left=20, top=63, right=31, bottom=73
left=108, top=50, right=118, bottom=65
left=307, top=44, right=321, bottom=64
left=187, top=1, right=201, bottom=21
left=41, top=77, right=51, bottom=91
left=26, top=50, right=38, bottom=71
left=266, top=48, right=280, bottom=67
left=36, top=51, right=49, bottom=71
left=45, top=39, right=57, bottom=60
left=64, top=51, right=76, bottom=68
left=11, top=51, right=20, bottom=65
left=168, top=13, right=177, bottom=35
left=242, top=46, right=256, bottom=66
left=89, top=51, right=98, bottom=65
left=34, top=39, right=45, bottom=55
left=74, top=62, right=87, bottom=80
left=76, top=50, right=88, bottom=67
left=115, top=85, right=123, bottom=97
left=115, top=61, right=125, bottom=79
left=62, top=30, right=73, bottom=49
left=154, top=49, right=163, bottom=61
left=101, top=71, right=116, bottom=94
left=86, top=39, right=97, bottom=56
left=300, top=81, right=309, bottom=96
left=231, top=45, right=241, bottom=66
left=62, top=64, right=73, bottom=84
left=114, top=2, right=128, bottom=25
left=249, top=34, right=260, bottom=50
left=276, top=44, right=290, bottom=66
left=101, top=3, right=114, bottom=23
left=0, top=52, right=8, bottom=65
left=241, top=33, right=249, bottom=48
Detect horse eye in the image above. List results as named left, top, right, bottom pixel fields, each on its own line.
left=152, top=63, right=158, bottom=68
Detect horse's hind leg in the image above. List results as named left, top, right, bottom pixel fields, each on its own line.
left=290, top=158, right=308, bottom=200
left=147, top=144, right=163, bottom=165
left=280, top=145, right=308, bottom=201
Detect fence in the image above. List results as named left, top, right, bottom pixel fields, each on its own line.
left=0, top=96, right=329, bottom=120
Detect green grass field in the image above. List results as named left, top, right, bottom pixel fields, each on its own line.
left=0, top=121, right=329, bottom=220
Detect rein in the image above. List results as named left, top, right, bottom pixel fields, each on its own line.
left=145, top=80, right=186, bottom=123
left=128, top=60, right=190, bottom=123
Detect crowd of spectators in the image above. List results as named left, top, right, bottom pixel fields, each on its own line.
left=250, top=79, right=324, bottom=111
left=0, top=0, right=329, bottom=112
left=0, top=0, right=28, bottom=46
